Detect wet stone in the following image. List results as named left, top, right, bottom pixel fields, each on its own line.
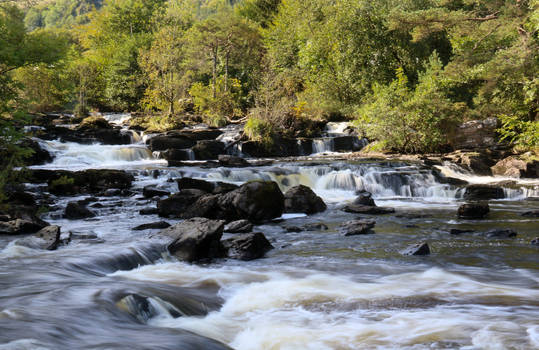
left=340, top=220, right=376, bottom=236
left=133, top=221, right=171, bottom=231
left=403, top=242, right=431, bottom=256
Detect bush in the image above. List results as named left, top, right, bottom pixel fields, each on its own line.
left=356, top=54, right=464, bottom=154
left=497, top=114, right=539, bottom=151
left=244, top=117, right=275, bottom=149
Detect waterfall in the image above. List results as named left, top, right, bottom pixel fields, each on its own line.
left=312, top=138, right=335, bottom=154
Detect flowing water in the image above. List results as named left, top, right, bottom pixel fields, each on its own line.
left=1, top=123, right=538, bottom=349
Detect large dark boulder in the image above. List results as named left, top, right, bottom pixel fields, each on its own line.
left=217, top=181, right=285, bottom=223
left=64, top=201, right=96, bottom=220
left=339, top=219, right=376, bottom=236
left=192, top=140, right=225, bottom=160
left=222, top=232, right=273, bottom=261
left=159, top=218, right=225, bottom=262
left=283, top=185, right=326, bottom=214
left=463, top=185, right=504, bottom=200
left=157, top=189, right=207, bottom=218
left=148, top=135, right=196, bottom=152
left=176, top=178, right=238, bottom=195
left=457, top=203, right=489, bottom=219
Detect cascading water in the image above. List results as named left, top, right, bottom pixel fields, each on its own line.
left=2, top=125, right=538, bottom=349
left=35, top=139, right=166, bottom=170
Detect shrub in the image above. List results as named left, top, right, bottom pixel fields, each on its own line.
left=356, top=54, right=464, bottom=154
left=244, top=117, right=275, bottom=149
left=497, top=114, right=539, bottom=151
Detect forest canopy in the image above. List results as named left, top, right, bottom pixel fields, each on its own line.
left=0, top=0, right=538, bottom=153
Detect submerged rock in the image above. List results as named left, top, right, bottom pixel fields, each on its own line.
left=403, top=242, right=431, bottom=256
left=482, top=229, right=517, bottom=238
left=340, top=219, right=376, bottom=236
left=283, top=185, right=327, bottom=214
left=522, top=210, right=539, bottom=218
left=457, top=203, right=489, bottom=219
left=133, top=221, right=171, bottom=231
left=160, top=217, right=225, bottom=262
left=303, top=223, right=329, bottom=231
left=139, top=208, right=159, bottom=215
left=449, top=228, right=475, bottom=235
left=64, top=201, right=96, bottom=220
left=224, top=220, right=253, bottom=233
left=222, top=232, right=273, bottom=261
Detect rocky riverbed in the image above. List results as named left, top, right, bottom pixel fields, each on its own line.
left=1, top=113, right=538, bottom=350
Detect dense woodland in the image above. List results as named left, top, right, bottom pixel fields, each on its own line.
left=1, top=0, right=538, bottom=172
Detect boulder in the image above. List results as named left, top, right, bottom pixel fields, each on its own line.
left=402, top=242, right=431, bottom=256
left=142, top=186, right=170, bottom=198
left=157, top=190, right=207, bottom=218
left=531, top=237, right=539, bottom=246
left=482, top=229, right=517, bottom=238
left=0, top=219, right=45, bottom=235
left=463, top=185, right=504, bottom=200
left=218, top=155, right=250, bottom=168
left=177, top=177, right=239, bottom=195
left=217, top=181, right=285, bottom=223
left=333, top=136, right=366, bottom=152
left=15, top=225, right=61, bottom=250
left=148, top=135, right=196, bottom=152
left=452, top=117, right=499, bottom=150
left=167, top=129, right=223, bottom=141
left=352, top=191, right=375, bottom=206
left=159, top=218, right=225, bottom=262
left=192, top=140, right=225, bottom=160
left=283, top=185, right=327, bottom=214
left=224, top=220, right=253, bottom=233
left=77, top=116, right=112, bottom=130
left=339, top=220, right=376, bottom=236
left=443, top=151, right=495, bottom=176
left=222, top=232, right=273, bottom=261
left=64, top=201, right=96, bottom=220
left=342, top=204, right=395, bottom=215
left=161, top=149, right=194, bottom=161
left=19, top=138, right=53, bottom=166
left=457, top=203, right=489, bottom=219
left=491, top=156, right=538, bottom=179
left=133, top=221, right=171, bottom=231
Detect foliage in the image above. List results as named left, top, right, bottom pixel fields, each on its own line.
left=357, top=54, right=465, bottom=153
left=244, top=116, right=274, bottom=148
left=498, top=114, right=539, bottom=151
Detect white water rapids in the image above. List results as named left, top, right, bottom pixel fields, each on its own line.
left=2, top=122, right=538, bottom=350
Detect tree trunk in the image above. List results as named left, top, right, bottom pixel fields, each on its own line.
left=212, top=47, right=218, bottom=99
left=225, top=51, right=229, bottom=92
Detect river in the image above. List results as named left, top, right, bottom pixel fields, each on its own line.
left=1, top=116, right=538, bottom=350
